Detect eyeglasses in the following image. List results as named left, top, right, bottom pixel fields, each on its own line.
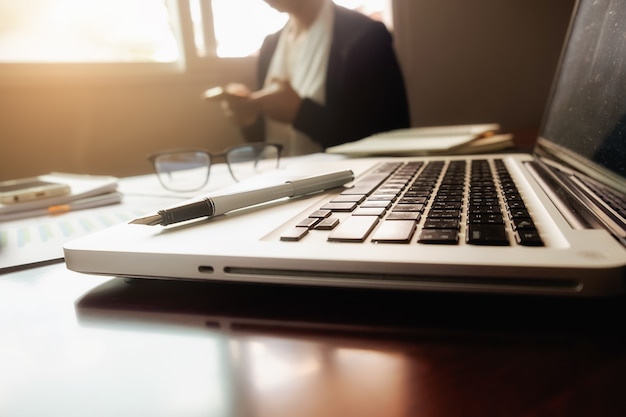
left=148, top=143, right=283, bottom=192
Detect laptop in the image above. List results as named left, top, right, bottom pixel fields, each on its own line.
left=65, top=0, right=626, bottom=297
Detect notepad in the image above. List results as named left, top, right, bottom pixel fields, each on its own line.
left=0, top=173, right=119, bottom=221
left=326, top=123, right=512, bottom=156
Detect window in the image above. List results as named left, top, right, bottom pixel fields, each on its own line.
left=205, top=0, right=391, bottom=58
left=0, top=0, right=179, bottom=62
left=202, top=0, right=288, bottom=58
left=0, top=0, right=391, bottom=69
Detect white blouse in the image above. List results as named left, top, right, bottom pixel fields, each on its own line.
left=263, top=0, right=334, bottom=156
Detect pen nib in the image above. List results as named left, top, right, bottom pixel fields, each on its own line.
left=129, top=214, right=163, bottom=226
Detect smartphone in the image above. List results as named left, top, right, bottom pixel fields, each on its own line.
left=202, top=86, right=241, bottom=101
left=0, top=177, right=71, bottom=204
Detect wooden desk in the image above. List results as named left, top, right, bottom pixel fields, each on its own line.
left=3, top=263, right=625, bottom=417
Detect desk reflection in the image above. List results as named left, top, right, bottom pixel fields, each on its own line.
left=77, top=278, right=416, bottom=417
left=74, top=277, right=626, bottom=417
left=228, top=336, right=408, bottom=417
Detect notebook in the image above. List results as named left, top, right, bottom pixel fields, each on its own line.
left=64, top=0, right=626, bottom=297
left=325, top=123, right=514, bottom=156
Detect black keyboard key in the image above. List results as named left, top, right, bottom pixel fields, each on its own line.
left=515, top=229, right=544, bottom=246
left=469, top=197, right=499, bottom=206
left=398, top=196, right=428, bottom=204
left=512, top=218, right=536, bottom=230
left=503, top=192, right=522, bottom=202
left=405, top=187, right=432, bottom=196
left=428, top=209, right=460, bottom=218
left=386, top=211, right=421, bottom=221
left=418, top=228, right=459, bottom=244
left=431, top=201, right=463, bottom=210
left=509, top=208, right=531, bottom=219
left=433, top=194, right=463, bottom=202
left=507, top=201, right=526, bottom=210
left=466, top=224, right=509, bottom=246
left=468, top=213, right=504, bottom=224
left=423, top=218, right=460, bottom=229
left=468, top=205, right=502, bottom=214
left=392, top=204, right=425, bottom=212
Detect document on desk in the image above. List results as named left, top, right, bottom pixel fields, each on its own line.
left=0, top=194, right=174, bottom=272
left=0, top=172, right=120, bottom=220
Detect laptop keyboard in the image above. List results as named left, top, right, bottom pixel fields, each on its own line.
left=280, top=159, right=544, bottom=247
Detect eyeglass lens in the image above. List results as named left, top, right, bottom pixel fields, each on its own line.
left=153, top=151, right=210, bottom=191
left=152, top=144, right=280, bottom=191
left=226, top=145, right=280, bottom=182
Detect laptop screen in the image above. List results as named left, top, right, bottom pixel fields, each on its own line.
left=537, top=0, right=626, bottom=190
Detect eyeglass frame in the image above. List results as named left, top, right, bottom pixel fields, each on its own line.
left=147, top=142, right=283, bottom=191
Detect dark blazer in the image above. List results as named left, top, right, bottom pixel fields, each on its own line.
left=243, top=4, right=411, bottom=149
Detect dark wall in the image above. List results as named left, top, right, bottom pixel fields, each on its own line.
left=394, top=0, right=576, bottom=132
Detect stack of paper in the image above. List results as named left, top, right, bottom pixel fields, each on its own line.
left=326, top=123, right=513, bottom=156
left=0, top=173, right=121, bottom=221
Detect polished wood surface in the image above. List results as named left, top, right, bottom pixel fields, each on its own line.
left=4, top=264, right=623, bottom=416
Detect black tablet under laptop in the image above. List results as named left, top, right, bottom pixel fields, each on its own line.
left=65, top=0, right=625, bottom=297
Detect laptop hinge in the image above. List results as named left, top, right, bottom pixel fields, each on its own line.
left=526, top=160, right=626, bottom=246
left=526, top=160, right=599, bottom=229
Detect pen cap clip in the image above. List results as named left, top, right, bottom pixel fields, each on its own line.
left=288, top=170, right=354, bottom=195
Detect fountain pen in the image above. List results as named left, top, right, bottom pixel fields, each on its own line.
left=130, top=170, right=354, bottom=226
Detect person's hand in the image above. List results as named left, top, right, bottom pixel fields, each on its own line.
left=251, top=79, right=302, bottom=124
left=219, top=83, right=261, bottom=127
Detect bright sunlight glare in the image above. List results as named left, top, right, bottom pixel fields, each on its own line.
left=0, top=0, right=389, bottom=62
left=211, top=0, right=390, bottom=58
left=0, top=0, right=178, bottom=62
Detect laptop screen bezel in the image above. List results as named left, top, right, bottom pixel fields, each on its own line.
left=533, top=0, right=626, bottom=195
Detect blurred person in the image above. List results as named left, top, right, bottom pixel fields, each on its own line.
left=217, top=0, right=410, bottom=156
